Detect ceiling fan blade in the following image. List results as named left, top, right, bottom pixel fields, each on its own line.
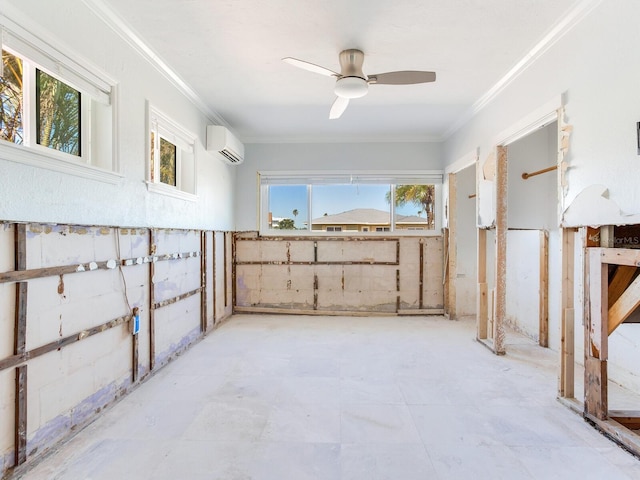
left=368, top=71, right=436, bottom=85
left=329, top=96, right=349, bottom=119
left=282, top=57, right=339, bottom=77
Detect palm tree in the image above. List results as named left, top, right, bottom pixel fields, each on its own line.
left=1, top=51, right=24, bottom=144
left=386, top=185, right=435, bottom=228
left=292, top=209, right=298, bottom=227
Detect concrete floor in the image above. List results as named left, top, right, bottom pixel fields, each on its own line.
left=15, top=315, right=640, bottom=479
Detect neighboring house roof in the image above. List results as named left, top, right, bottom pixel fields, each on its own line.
left=312, top=208, right=426, bottom=225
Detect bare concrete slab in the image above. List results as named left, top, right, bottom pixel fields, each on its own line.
left=13, top=315, right=640, bottom=479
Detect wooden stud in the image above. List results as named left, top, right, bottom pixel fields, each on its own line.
left=585, top=356, right=608, bottom=420
left=588, top=248, right=608, bottom=360
left=14, top=224, right=27, bottom=465
left=149, top=229, right=156, bottom=371
left=442, top=228, right=449, bottom=314
left=448, top=173, right=457, bottom=320
left=212, top=232, right=217, bottom=324
left=539, top=230, right=549, bottom=347
left=559, top=228, right=576, bottom=398
left=224, top=232, right=229, bottom=308
left=608, top=274, right=640, bottom=335
left=584, top=247, right=609, bottom=420
left=200, top=231, right=207, bottom=333
left=396, top=269, right=400, bottom=313
left=477, top=228, right=488, bottom=340
left=608, top=265, right=637, bottom=308
left=562, top=308, right=575, bottom=398
left=15, top=365, right=27, bottom=465
left=494, top=146, right=508, bottom=354
left=419, top=241, right=424, bottom=310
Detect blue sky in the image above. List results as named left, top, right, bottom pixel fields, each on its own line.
left=269, top=184, right=425, bottom=228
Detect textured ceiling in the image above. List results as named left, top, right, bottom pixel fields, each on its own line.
left=98, top=0, right=581, bottom=142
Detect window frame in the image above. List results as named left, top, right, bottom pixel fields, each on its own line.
left=259, top=170, right=443, bottom=236
left=146, top=103, right=197, bottom=201
left=0, top=17, right=120, bottom=183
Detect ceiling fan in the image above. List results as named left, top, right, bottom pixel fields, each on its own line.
left=282, top=49, right=436, bottom=119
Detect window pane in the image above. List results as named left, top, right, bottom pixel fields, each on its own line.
left=393, top=184, right=434, bottom=230
left=159, top=137, right=176, bottom=186
left=36, top=69, right=80, bottom=156
left=268, top=185, right=307, bottom=230
left=312, top=184, right=391, bottom=232
left=0, top=51, right=24, bottom=144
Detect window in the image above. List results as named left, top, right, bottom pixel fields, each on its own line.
left=259, top=171, right=442, bottom=235
left=36, top=69, right=80, bottom=156
left=0, top=19, right=118, bottom=182
left=147, top=104, right=197, bottom=200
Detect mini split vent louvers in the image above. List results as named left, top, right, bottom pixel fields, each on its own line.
left=206, top=125, right=245, bottom=165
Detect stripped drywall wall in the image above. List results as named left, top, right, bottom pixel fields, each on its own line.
left=0, top=222, right=232, bottom=476
left=234, top=233, right=443, bottom=315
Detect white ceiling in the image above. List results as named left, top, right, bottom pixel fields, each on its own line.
left=98, top=0, right=581, bottom=143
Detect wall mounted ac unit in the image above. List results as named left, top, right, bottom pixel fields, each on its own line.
left=206, top=125, right=245, bottom=164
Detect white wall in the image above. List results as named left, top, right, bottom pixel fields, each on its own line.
left=444, top=1, right=640, bottom=228
left=235, top=142, right=442, bottom=231
left=507, top=123, right=558, bottom=230
left=454, top=164, right=477, bottom=316
left=0, top=0, right=235, bottom=230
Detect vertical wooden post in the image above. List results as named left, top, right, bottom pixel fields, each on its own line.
left=443, top=228, right=449, bottom=315
left=560, top=227, right=576, bottom=398
left=585, top=247, right=608, bottom=420
left=448, top=173, right=457, bottom=320
left=15, top=365, right=27, bottom=466
left=200, top=230, right=208, bottom=333
left=132, top=306, right=139, bottom=383
left=494, top=146, right=508, bottom=355
left=224, top=232, right=229, bottom=308
left=212, top=232, right=217, bottom=324
left=14, top=224, right=27, bottom=465
left=149, top=229, right=156, bottom=371
left=419, top=241, right=424, bottom=310
left=477, top=228, right=488, bottom=340
left=539, top=230, right=549, bottom=347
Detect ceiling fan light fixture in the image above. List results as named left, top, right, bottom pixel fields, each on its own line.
left=334, top=76, right=368, bottom=99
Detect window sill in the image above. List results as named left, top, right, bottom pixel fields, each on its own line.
left=0, top=142, right=123, bottom=185
left=146, top=181, right=198, bottom=202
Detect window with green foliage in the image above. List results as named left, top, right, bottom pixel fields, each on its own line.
left=1, top=23, right=116, bottom=180
left=148, top=104, right=196, bottom=199
left=260, top=172, right=442, bottom=234
left=0, top=50, right=23, bottom=145
left=36, top=69, right=80, bottom=156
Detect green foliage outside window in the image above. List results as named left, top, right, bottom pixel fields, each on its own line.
left=159, top=137, right=176, bottom=186
left=36, top=69, right=80, bottom=156
left=0, top=50, right=23, bottom=144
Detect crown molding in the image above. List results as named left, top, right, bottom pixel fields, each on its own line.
left=82, top=0, right=228, bottom=127
left=443, top=0, right=602, bottom=140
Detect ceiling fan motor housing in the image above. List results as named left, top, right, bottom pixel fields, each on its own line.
left=335, top=49, right=368, bottom=98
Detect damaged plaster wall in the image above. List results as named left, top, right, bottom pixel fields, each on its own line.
left=444, top=0, right=640, bottom=228
left=0, top=0, right=234, bottom=231
left=443, top=1, right=640, bottom=396
left=235, top=142, right=442, bottom=232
